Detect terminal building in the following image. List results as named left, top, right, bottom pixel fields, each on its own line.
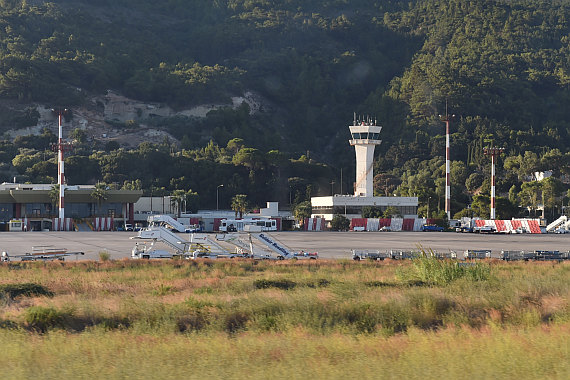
left=0, top=182, right=142, bottom=231
left=311, top=116, right=418, bottom=221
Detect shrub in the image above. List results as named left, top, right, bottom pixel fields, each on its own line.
left=224, top=310, right=249, bottom=334
left=25, top=306, right=67, bottom=333
left=397, top=257, right=491, bottom=286
left=254, top=279, right=297, bottom=290
left=98, top=251, right=111, bottom=261
left=177, top=311, right=208, bottom=333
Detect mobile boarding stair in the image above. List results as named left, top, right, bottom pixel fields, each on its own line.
left=255, top=232, right=317, bottom=260
left=131, top=226, right=235, bottom=259
left=147, top=215, right=188, bottom=233
left=215, top=233, right=276, bottom=259
left=216, top=226, right=317, bottom=260
left=546, top=216, right=570, bottom=233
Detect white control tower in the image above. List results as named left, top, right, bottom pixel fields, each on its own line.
left=349, top=115, right=382, bottom=197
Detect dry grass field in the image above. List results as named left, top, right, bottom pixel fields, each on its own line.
left=1, top=258, right=569, bottom=379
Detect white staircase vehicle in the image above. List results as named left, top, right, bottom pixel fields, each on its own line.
left=189, top=234, right=230, bottom=254
left=216, top=232, right=275, bottom=259
left=132, top=226, right=234, bottom=259
left=547, top=216, right=568, bottom=232
left=133, top=226, right=189, bottom=253
left=254, top=233, right=296, bottom=259
left=147, top=214, right=188, bottom=233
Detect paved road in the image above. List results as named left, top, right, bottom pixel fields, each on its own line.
left=1, top=230, right=569, bottom=261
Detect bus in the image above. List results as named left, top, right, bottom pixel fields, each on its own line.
left=219, top=218, right=278, bottom=232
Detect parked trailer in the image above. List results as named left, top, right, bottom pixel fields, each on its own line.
left=389, top=250, right=423, bottom=260
left=464, top=250, right=492, bottom=259
left=352, top=249, right=390, bottom=261
left=429, top=251, right=458, bottom=259
left=533, top=250, right=569, bottom=261
left=500, top=250, right=536, bottom=261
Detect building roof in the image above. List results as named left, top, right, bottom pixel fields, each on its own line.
left=0, top=183, right=142, bottom=204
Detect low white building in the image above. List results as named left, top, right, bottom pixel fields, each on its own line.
left=311, top=195, right=418, bottom=221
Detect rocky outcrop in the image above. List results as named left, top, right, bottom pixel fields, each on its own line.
left=2, top=90, right=267, bottom=148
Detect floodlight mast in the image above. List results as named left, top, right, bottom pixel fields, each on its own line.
left=439, top=106, right=455, bottom=221
left=51, top=108, right=72, bottom=219
left=484, top=147, right=505, bottom=220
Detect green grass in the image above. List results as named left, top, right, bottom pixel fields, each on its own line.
left=0, top=326, right=568, bottom=380
left=0, top=259, right=568, bottom=378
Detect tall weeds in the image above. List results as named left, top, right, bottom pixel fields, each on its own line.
left=397, top=256, right=492, bottom=286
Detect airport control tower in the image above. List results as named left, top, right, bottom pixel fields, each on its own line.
left=349, top=115, right=382, bottom=197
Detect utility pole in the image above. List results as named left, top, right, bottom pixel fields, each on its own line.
left=484, top=146, right=505, bottom=220
left=216, top=184, right=224, bottom=211
left=50, top=108, right=72, bottom=221
left=439, top=104, right=455, bottom=221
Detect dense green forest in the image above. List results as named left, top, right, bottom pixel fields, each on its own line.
left=0, top=0, right=569, bottom=220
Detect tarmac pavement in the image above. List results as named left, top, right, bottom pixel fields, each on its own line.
left=1, top=230, right=569, bottom=261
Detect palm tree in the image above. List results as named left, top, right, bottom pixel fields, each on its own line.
left=293, top=201, right=312, bottom=228
left=170, top=189, right=186, bottom=218
left=91, top=182, right=108, bottom=216
left=231, top=194, right=248, bottom=218
left=48, top=184, right=60, bottom=217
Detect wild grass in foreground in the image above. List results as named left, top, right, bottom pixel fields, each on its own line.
left=0, top=325, right=568, bottom=380
left=0, top=259, right=568, bottom=378
left=0, top=259, right=568, bottom=334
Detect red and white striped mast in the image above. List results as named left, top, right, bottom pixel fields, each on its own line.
left=439, top=105, right=455, bottom=221
left=484, top=147, right=504, bottom=220
left=51, top=108, right=72, bottom=220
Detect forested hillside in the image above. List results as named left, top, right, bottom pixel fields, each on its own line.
left=0, top=0, right=569, bottom=220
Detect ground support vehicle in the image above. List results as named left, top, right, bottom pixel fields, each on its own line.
left=388, top=250, right=422, bottom=260
left=1, top=247, right=84, bottom=262
left=429, top=251, right=457, bottom=259
left=500, top=250, right=536, bottom=261
left=474, top=226, right=496, bottom=234
left=464, top=250, right=492, bottom=259
left=352, top=249, right=390, bottom=261
left=533, top=250, right=569, bottom=261
left=131, top=226, right=243, bottom=260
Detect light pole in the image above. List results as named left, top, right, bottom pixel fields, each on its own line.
left=439, top=104, right=455, bottom=221
left=216, top=184, right=224, bottom=211
left=427, top=196, right=431, bottom=220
